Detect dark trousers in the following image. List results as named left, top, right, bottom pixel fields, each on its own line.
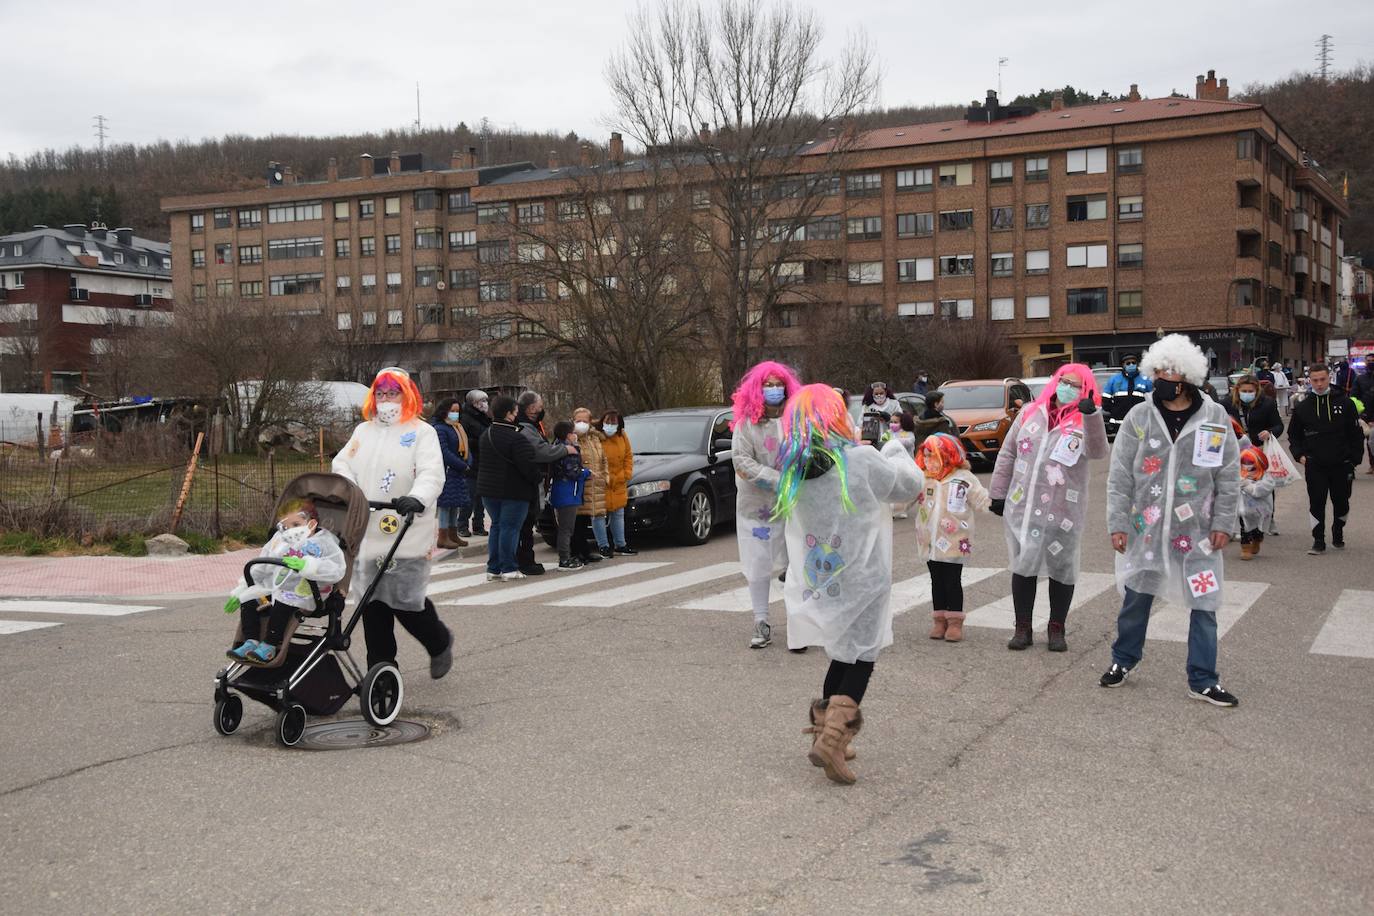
left=928, top=560, right=965, bottom=613
left=1010, top=573, right=1075, bottom=626
left=516, top=499, right=539, bottom=568
left=458, top=492, right=486, bottom=532
left=362, top=599, right=451, bottom=669
left=239, top=600, right=296, bottom=648
left=573, top=515, right=598, bottom=559
left=554, top=505, right=578, bottom=559
left=1240, top=529, right=1265, bottom=545
left=823, top=660, right=875, bottom=704
left=1306, top=463, right=1352, bottom=544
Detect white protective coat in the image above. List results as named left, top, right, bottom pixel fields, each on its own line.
left=732, top=416, right=787, bottom=582
left=990, top=403, right=1108, bottom=583
left=913, top=468, right=992, bottom=563
left=1239, top=475, right=1277, bottom=533
left=332, top=417, right=445, bottom=610
left=783, top=439, right=924, bottom=661
left=232, top=528, right=347, bottom=611
left=1106, top=397, right=1241, bottom=612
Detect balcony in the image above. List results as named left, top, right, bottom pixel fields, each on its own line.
left=1292, top=211, right=1310, bottom=233
left=1319, top=305, right=1333, bottom=325
left=1293, top=255, right=1310, bottom=275
left=1293, top=297, right=1312, bottom=319
left=1236, top=209, right=1263, bottom=234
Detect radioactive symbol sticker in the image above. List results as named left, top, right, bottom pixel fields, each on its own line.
left=378, top=514, right=399, bottom=534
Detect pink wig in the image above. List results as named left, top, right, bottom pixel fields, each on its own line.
left=730, top=360, right=802, bottom=429
left=1030, top=363, right=1100, bottom=431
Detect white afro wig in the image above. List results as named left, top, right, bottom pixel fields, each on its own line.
left=1140, top=334, right=1209, bottom=386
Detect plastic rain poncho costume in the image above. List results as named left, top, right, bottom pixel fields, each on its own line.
left=1238, top=447, right=1277, bottom=534
left=232, top=525, right=347, bottom=611
left=991, top=363, right=1108, bottom=584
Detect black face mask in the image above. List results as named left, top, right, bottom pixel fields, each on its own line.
left=1154, top=379, right=1181, bottom=401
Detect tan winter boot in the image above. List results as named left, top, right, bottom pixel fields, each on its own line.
left=436, top=528, right=460, bottom=550
left=943, top=611, right=966, bottom=642
left=448, top=527, right=468, bottom=548
left=928, top=610, right=948, bottom=640
left=1240, top=541, right=1254, bottom=561
left=805, top=699, right=856, bottom=764
left=807, top=695, right=862, bottom=784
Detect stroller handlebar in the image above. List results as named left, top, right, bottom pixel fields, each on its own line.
left=367, top=499, right=419, bottom=518
left=241, top=557, right=324, bottom=610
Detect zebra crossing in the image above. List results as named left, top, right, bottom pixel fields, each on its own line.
left=0, top=599, right=164, bottom=636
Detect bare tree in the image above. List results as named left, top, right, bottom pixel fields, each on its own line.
left=805, top=312, right=1021, bottom=392
left=319, top=292, right=413, bottom=384
left=0, top=302, right=43, bottom=392
left=606, top=0, right=879, bottom=394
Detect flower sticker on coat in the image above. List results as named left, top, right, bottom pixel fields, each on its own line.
left=1044, top=464, right=1065, bottom=486
left=1142, top=505, right=1162, bottom=525
left=958, top=537, right=972, bottom=556
left=1171, top=534, right=1193, bottom=554
left=1142, top=456, right=1162, bottom=475
left=751, top=526, right=771, bottom=540
left=1018, top=438, right=1034, bottom=455
left=941, top=517, right=958, bottom=534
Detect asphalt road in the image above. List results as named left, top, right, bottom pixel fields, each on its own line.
left=1, top=467, right=1372, bottom=915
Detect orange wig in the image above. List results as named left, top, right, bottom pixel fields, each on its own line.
left=362, top=366, right=423, bottom=423
left=916, top=433, right=967, bottom=481
left=1239, top=446, right=1269, bottom=480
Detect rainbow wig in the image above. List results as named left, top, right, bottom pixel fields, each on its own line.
left=1239, top=446, right=1269, bottom=480
left=916, top=433, right=967, bottom=481
left=1028, top=362, right=1100, bottom=431
left=771, top=383, right=857, bottom=520
left=362, top=366, right=423, bottom=423
left=730, top=360, right=803, bottom=430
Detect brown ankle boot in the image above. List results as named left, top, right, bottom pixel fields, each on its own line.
left=943, top=612, right=965, bottom=642
left=928, top=610, right=948, bottom=639
left=1240, top=541, right=1254, bottom=560
left=448, top=527, right=468, bottom=548
left=436, top=528, right=459, bottom=549
left=807, top=695, right=861, bottom=784
left=804, top=699, right=856, bottom=764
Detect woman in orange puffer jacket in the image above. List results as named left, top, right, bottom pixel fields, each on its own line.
left=598, top=409, right=637, bottom=555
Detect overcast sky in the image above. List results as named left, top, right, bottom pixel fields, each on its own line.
left=3, top=0, right=1372, bottom=157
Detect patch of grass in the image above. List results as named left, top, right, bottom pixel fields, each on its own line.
left=180, top=531, right=221, bottom=555
left=109, top=533, right=147, bottom=557
left=0, top=531, right=63, bottom=556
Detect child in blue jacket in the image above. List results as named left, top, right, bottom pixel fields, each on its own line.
left=550, top=421, right=592, bottom=570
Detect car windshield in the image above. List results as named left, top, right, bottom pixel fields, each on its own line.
left=624, top=416, right=707, bottom=455
left=1024, top=379, right=1051, bottom=398
left=940, top=385, right=1006, bottom=409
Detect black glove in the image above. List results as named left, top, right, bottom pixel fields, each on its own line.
left=1077, top=396, right=1097, bottom=415
left=393, top=496, right=425, bottom=517
left=989, top=498, right=1006, bottom=517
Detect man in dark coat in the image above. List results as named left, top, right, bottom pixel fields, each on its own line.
left=458, top=389, right=492, bottom=537
left=514, top=390, right=576, bottom=576
left=1288, top=363, right=1364, bottom=554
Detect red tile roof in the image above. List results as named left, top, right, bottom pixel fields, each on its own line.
left=805, top=96, right=1261, bottom=155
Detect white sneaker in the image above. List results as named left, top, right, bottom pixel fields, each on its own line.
left=486, top=572, right=501, bottom=582
left=749, top=621, right=771, bottom=649
left=500, top=570, right=526, bottom=581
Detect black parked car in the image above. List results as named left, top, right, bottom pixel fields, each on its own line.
left=538, top=407, right=737, bottom=547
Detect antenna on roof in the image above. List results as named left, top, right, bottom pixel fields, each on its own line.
left=414, top=82, right=422, bottom=132
left=997, top=58, right=1009, bottom=99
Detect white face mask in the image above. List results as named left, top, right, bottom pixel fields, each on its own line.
left=375, top=402, right=402, bottom=425
left=279, top=524, right=312, bottom=549
left=574, top=421, right=590, bottom=435
left=603, top=423, right=619, bottom=436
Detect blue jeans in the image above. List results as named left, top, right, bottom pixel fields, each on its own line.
left=437, top=506, right=460, bottom=528
left=608, top=508, right=626, bottom=548
left=484, top=498, right=529, bottom=574
left=590, top=514, right=609, bottom=549
left=1111, top=587, right=1219, bottom=690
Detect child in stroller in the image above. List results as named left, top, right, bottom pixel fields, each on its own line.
left=224, top=498, right=347, bottom=665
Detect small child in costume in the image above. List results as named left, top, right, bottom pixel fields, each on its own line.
left=1237, top=446, right=1276, bottom=560
left=549, top=420, right=592, bottom=570
left=913, top=433, right=991, bottom=642
left=223, top=499, right=347, bottom=665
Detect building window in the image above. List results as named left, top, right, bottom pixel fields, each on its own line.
left=448, top=190, right=472, bottom=212
left=414, top=190, right=438, bottom=211
left=190, top=213, right=204, bottom=233
left=990, top=297, right=1014, bottom=321
left=268, top=273, right=324, bottom=296
left=896, top=167, right=933, bottom=192
left=336, top=275, right=352, bottom=290
left=449, top=230, right=476, bottom=251
left=897, top=302, right=919, bottom=319
left=214, top=243, right=232, bottom=265
left=388, top=309, right=403, bottom=327
left=773, top=306, right=800, bottom=328
left=1024, top=204, right=1050, bottom=229
left=477, top=203, right=510, bottom=224
left=897, top=258, right=933, bottom=283
left=846, top=172, right=882, bottom=197
left=1236, top=132, right=1256, bottom=161
left=479, top=281, right=510, bottom=302
left=213, top=208, right=232, bottom=229
left=938, top=254, right=975, bottom=277
left=1067, top=287, right=1108, bottom=314
left=238, top=245, right=262, bottom=264
left=517, top=242, right=545, bottom=263
left=449, top=268, right=478, bottom=289
left=334, top=201, right=350, bottom=221
left=383, top=234, right=400, bottom=254
left=1117, top=147, right=1143, bottom=173
left=1067, top=195, right=1107, bottom=222
left=359, top=200, right=375, bottom=219
left=360, top=236, right=376, bottom=257
left=478, top=241, right=508, bottom=264
left=451, top=305, right=478, bottom=324
left=846, top=216, right=882, bottom=241
left=1066, top=244, right=1108, bottom=268
left=384, top=196, right=401, bottom=216
left=938, top=210, right=973, bottom=231
left=481, top=320, right=512, bottom=339
left=1026, top=250, right=1050, bottom=275
left=191, top=249, right=205, bottom=268
left=237, top=208, right=261, bottom=228
left=215, top=279, right=233, bottom=297
left=360, top=310, right=377, bottom=328
left=692, top=189, right=711, bottom=210
left=138, top=254, right=148, bottom=267
left=385, top=272, right=402, bottom=292
left=990, top=207, right=1014, bottom=231
left=517, top=202, right=546, bottom=224
left=417, top=303, right=444, bottom=325
left=556, top=240, right=586, bottom=261
left=267, top=200, right=323, bottom=223
left=557, top=201, right=586, bottom=222
left=627, top=193, right=645, bottom=211
left=990, top=252, right=1014, bottom=278
left=415, top=267, right=440, bottom=287
left=1066, top=148, right=1108, bottom=174
left=899, top=212, right=932, bottom=239
left=1232, top=279, right=1258, bottom=307
left=805, top=215, right=842, bottom=240
left=938, top=298, right=974, bottom=319
left=847, top=261, right=883, bottom=284
left=240, top=280, right=263, bottom=299
left=415, top=229, right=443, bottom=250
left=938, top=163, right=973, bottom=187
left=1118, top=243, right=1144, bottom=269
left=1026, top=295, right=1050, bottom=319
left=192, top=283, right=206, bottom=300
left=360, top=273, right=377, bottom=293
left=1118, top=290, right=1143, bottom=316
left=112, top=252, right=124, bottom=264
left=989, top=160, right=1014, bottom=184
left=268, top=237, right=324, bottom=260
left=337, top=312, right=352, bottom=331
left=335, top=238, right=351, bottom=258
left=518, top=283, right=548, bottom=302
left=1025, top=157, right=1049, bottom=181
left=1118, top=196, right=1143, bottom=221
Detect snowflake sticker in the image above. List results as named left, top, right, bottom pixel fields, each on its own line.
left=1018, top=438, right=1034, bottom=455
left=1150, top=484, right=1163, bottom=497
left=958, top=537, right=972, bottom=556
left=1142, top=505, right=1162, bottom=525
left=1171, top=534, right=1193, bottom=554
left=379, top=469, right=397, bottom=493
left=1188, top=569, right=1219, bottom=598
left=1045, top=464, right=1066, bottom=486
left=1142, top=456, right=1162, bottom=475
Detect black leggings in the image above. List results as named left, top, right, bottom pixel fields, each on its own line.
left=362, top=599, right=451, bottom=669
left=239, top=600, right=295, bottom=648
left=1010, top=573, right=1075, bottom=625
left=823, top=659, right=875, bottom=704
left=928, top=560, right=964, bottom=613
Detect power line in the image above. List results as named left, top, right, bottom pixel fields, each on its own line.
left=92, top=114, right=109, bottom=163
left=1315, top=34, right=1333, bottom=81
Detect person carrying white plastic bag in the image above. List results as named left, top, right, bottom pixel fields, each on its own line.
left=1100, top=334, right=1241, bottom=708
left=1261, top=434, right=1302, bottom=486
left=1238, top=446, right=1277, bottom=560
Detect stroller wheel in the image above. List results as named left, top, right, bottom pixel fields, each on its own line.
left=213, top=695, right=243, bottom=736
left=276, top=704, right=307, bottom=747
left=361, top=663, right=404, bottom=727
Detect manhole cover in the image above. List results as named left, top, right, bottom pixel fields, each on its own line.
left=297, top=718, right=431, bottom=751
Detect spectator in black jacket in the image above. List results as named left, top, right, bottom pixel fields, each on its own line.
left=514, top=390, right=577, bottom=576
left=1226, top=375, right=1284, bottom=443
left=1288, top=363, right=1364, bottom=554
left=475, top=396, right=542, bottom=580
left=458, top=390, right=492, bottom=537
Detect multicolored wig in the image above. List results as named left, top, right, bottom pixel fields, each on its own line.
left=1029, top=362, right=1100, bottom=431
left=771, top=383, right=857, bottom=520
left=362, top=366, right=423, bottom=423
left=1239, top=446, right=1269, bottom=480
left=730, top=360, right=803, bottom=430
left=916, top=433, right=967, bottom=481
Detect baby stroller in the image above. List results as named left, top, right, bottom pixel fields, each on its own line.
left=212, top=472, right=422, bottom=747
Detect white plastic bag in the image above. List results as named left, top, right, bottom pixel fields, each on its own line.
left=1263, top=436, right=1302, bottom=487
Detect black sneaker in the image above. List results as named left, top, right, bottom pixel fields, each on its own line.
left=519, top=563, right=545, bottom=576
left=1189, top=684, right=1239, bottom=707
left=599, top=546, right=614, bottom=560
left=457, top=526, right=473, bottom=538
left=614, top=545, right=638, bottom=555
left=1308, top=541, right=1326, bottom=555
left=580, top=551, right=602, bottom=563
left=1099, top=663, right=1132, bottom=688
left=471, top=528, right=488, bottom=537
left=556, top=557, right=584, bottom=570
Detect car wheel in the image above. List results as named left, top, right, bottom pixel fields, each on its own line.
left=675, top=485, right=713, bottom=546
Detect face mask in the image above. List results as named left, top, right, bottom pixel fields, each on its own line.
left=574, top=421, right=590, bottom=435
left=1056, top=382, right=1081, bottom=404
left=603, top=423, right=619, bottom=436
left=1154, top=379, right=1181, bottom=401
left=1123, top=364, right=1138, bottom=376
left=447, top=411, right=461, bottom=422
left=375, top=402, right=402, bottom=424
left=279, top=524, right=312, bottom=549
left=1239, top=391, right=1256, bottom=404
left=762, top=385, right=786, bottom=406
left=890, top=421, right=901, bottom=432
left=872, top=393, right=887, bottom=404
left=919, top=376, right=928, bottom=383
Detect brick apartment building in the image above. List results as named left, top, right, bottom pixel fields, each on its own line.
left=0, top=224, right=172, bottom=393
left=161, top=69, right=1351, bottom=390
